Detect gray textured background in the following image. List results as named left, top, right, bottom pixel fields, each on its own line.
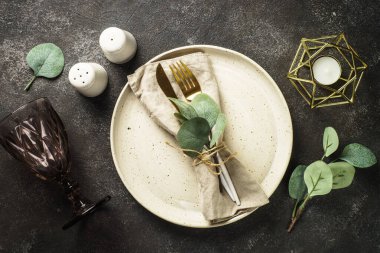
left=0, top=0, right=379, bottom=252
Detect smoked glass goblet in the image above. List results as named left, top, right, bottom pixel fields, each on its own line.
left=0, top=98, right=111, bottom=230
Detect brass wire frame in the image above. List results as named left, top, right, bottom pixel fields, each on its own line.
left=287, top=33, right=367, bottom=108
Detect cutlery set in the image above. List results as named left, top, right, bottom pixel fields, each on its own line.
left=156, top=61, right=241, bottom=205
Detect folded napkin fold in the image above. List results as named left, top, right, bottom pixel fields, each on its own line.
left=128, top=52, right=269, bottom=223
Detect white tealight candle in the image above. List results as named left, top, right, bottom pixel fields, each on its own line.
left=68, top=63, right=108, bottom=97
left=99, top=27, right=137, bottom=64
left=312, top=56, right=342, bottom=85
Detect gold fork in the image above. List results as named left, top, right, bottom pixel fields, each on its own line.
left=169, top=61, right=241, bottom=205
left=169, top=61, right=202, bottom=101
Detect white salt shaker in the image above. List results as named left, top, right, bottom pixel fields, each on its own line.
left=68, top=63, right=108, bottom=97
left=99, top=27, right=137, bottom=64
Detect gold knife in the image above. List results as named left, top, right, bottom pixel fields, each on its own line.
left=156, top=63, right=177, bottom=98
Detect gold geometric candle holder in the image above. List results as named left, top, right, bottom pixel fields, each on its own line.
left=287, top=33, right=367, bottom=108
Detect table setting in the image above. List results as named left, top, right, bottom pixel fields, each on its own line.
left=0, top=0, right=379, bottom=252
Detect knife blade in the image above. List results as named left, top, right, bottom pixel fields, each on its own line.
left=156, top=63, right=177, bottom=98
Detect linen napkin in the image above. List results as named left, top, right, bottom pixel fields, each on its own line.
left=128, top=52, right=269, bottom=223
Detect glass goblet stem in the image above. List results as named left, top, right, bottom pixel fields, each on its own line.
left=58, top=176, right=111, bottom=230
left=58, top=176, right=92, bottom=215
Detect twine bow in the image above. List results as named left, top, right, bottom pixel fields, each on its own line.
left=165, top=142, right=236, bottom=175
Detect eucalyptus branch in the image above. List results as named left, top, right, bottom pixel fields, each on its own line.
left=287, top=127, right=376, bottom=233
left=291, top=200, right=299, bottom=219
left=24, top=76, right=36, bottom=91
left=288, top=194, right=311, bottom=232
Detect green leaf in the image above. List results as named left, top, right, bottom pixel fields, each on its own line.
left=323, top=127, right=339, bottom=157
left=190, top=94, right=220, bottom=128
left=339, top=143, right=377, bottom=168
left=174, top=112, right=187, bottom=124
left=25, top=43, right=64, bottom=91
left=304, top=160, right=333, bottom=197
left=289, top=165, right=307, bottom=200
left=328, top=162, right=355, bottom=189
left=209, top=113, right=227, bottom=147
left=176, top=117, right=211, bottom=158
left=169, top=98, right=198, bottom=120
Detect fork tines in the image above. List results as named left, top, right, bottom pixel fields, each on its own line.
left=169, top=61, right=201, bottom=99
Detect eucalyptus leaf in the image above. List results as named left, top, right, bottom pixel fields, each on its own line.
left=209, top=113, right=227, bottom=147
left=25, top=43, right=64, bottom=91
left=289, top=165, right=307, bottom=200
left=169, top=98, right=198, bottom=120
left=323, top=127, right=339, bottom=157
left=339, top=143, right=377, bottom=168
left=304, top=160, right=333, bottom=197
left=329, top=162, right=355, bottom=189
left=190, top=94, right=220, bottom=128
left=176, top=117, right=210, bottom=158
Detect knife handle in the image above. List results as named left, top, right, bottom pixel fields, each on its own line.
left=217, top=152, right=241, bottom=206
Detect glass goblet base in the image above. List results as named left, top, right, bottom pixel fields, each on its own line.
left=62, top=195, right=111, bottom=230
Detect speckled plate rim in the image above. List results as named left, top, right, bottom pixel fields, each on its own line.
left=110, top=45, right=293, bottom=228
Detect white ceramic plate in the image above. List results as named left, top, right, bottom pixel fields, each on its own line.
left=111, top=45, right=293, bottom=228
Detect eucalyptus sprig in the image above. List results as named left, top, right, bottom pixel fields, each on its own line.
left=169, top=94, right=226, bottom=158
left=24, top=43, right=64, bottom=91
left=288, top=127, right=377, bottom=232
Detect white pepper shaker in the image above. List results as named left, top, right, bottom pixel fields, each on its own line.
left=99, top=27, right=137, bottom=64
left=68, top=63, right=108, bottom=97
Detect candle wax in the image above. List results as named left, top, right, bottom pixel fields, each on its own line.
left=312, top=56, right=341, bottom=85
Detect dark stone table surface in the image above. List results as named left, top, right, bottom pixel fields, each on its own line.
left=0, top=0, right=379, bottom=252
